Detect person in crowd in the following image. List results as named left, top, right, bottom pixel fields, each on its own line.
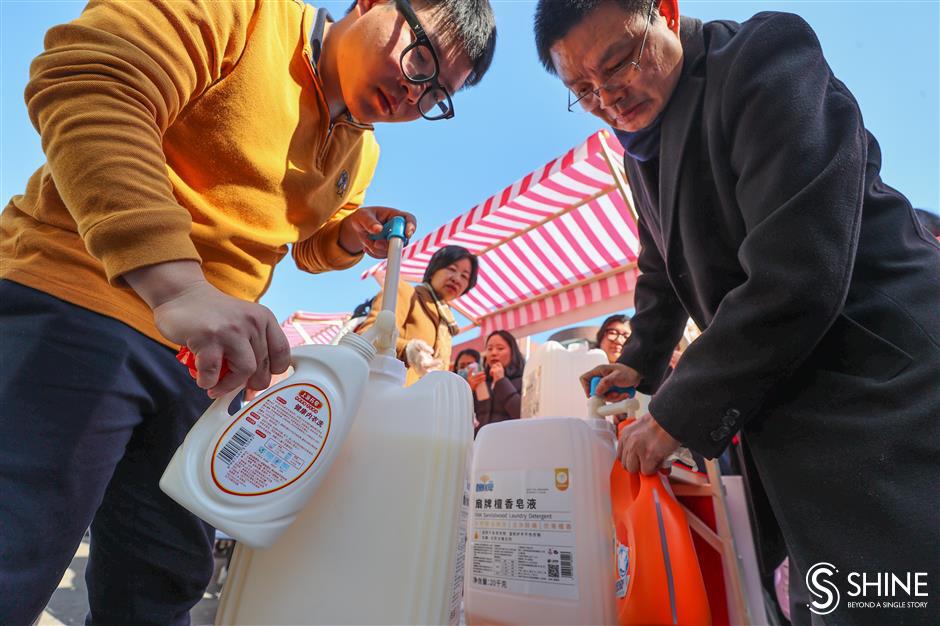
left=0, top=1, right=496, bottom=623
left=535, top=1, right=939, bottom=623
left=595, top=314, right=632, bottom=363
left=359, top=245, right=478, bottom=385
left=474, top=330, right=525, bottom=433
left=453, top=348, right=484, bottom=428
left=453, top=348, right=482, bottom=377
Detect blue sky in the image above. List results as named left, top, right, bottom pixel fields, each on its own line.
left=2, top=0, right=938, bottom=341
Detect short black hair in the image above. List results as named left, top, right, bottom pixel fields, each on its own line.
left=534, top=0, right=652, bottom=74
left=422, top=245, right=479, bottom=294
left=485, top=330, right=526, bottom=379
left=452, top=348, right=481, bottom=372
left=348, top=0, right=497, bottom=87
left=596, top=313, right=631, bottom=346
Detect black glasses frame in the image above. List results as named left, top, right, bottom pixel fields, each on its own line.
left=394, top=0, right=455, bottom=121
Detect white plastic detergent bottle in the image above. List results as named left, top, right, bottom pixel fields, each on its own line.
left=159, top=331, right=375, bottom=549
left=215, top=353, right=474, bottom=625
left=214, top=216, right=474, bottom=625
left=521, top=340, right=608, bottom=419
left=159, top=217, right=409, bottom=550
left=464, top=414, right=622, bottom=626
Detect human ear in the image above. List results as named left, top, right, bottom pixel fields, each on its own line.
left=658, top=0, right=681, bottom=34
left=356, top=0, right=388, bottom=15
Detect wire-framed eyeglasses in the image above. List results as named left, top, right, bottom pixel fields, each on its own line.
left=567, top=0, right=656, bottom=112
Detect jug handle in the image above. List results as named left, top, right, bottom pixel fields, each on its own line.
left=200, top=386, right=245, bottom=424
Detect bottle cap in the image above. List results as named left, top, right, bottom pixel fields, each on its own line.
left=176, top=346, right=230, bottom=381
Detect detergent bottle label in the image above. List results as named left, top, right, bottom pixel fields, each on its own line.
left=614, top=540, right=630, bottom=598
left=210, top=383, right=332, bottom=496
left=468, top=468, right=579, bottom=600
left=521, top=366, right=541, bottom=418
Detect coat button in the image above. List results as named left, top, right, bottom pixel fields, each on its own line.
left=711, top=425, right=731, bottom=441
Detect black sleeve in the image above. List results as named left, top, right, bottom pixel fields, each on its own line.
left=492, top=376, right=522, bottom=420
left=474, top=395, right=492, bottom=426
left=617, top=211, right=689, bottom=394
left=650, top=13, right=866, bottom=457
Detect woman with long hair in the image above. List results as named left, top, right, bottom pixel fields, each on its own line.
left=474, top=330, right=526, bottom=433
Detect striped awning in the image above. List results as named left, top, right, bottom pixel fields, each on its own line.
left=281, top=311, right=351, bottom=347
left=363, top=130, right=641, bottom=338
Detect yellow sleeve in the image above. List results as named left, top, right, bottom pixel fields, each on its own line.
left=292, top=131, right=380, bottom=273
left=25, top=0, right=260, bottom=284
left=356, top=279, right=413, bottom=361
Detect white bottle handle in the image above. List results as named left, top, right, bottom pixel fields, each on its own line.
left=200, top=386, right=245, bottom=425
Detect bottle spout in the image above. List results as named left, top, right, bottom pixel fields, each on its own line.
left=361, top=309, right=398, bottom=357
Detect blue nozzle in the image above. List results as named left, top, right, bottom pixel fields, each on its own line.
left=369, top=215, right=409, bottom=245
left=590, top=376, right=636, bottom=398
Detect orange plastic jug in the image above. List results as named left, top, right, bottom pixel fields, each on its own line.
left=611, top=421, right=711, bottom=626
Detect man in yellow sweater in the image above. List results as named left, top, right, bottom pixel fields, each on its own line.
left=0, top=0, right=496, bottom=622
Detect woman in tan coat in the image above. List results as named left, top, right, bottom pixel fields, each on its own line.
left=359, top=245, right=478, bottom=385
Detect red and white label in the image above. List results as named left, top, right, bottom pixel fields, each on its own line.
left=210, top=383, right=332, bottom=496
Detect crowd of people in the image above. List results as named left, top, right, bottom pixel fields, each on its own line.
left=2, top=0, right=937, bottom=623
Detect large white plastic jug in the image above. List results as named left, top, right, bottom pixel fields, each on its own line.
left=521, top=341, right=608, bottom=419
left=464, top=416, right=618, bottom=625
left=160, top=333, right=375, bottom=549
left=215, top=354, right=474, bottom=625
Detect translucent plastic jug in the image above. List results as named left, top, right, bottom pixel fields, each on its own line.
left=521, top=341, right=608, bottom=419
left=215, top=353, right=474, bottom=625
left=159, top=333, right=375, bottom=549
left=464, top=416, right=618, bottom=625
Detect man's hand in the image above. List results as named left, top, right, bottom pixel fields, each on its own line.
left=580, top=363, right=642, bottom=400
left=338, top=206, right=417, bottom=258
left=617, top=412, right=681, bottom=475
left=125, top=261, right=291, bottom=399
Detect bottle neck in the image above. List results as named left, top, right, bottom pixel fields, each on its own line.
left=339, top=332, right=376, bottom=362
left=369, top=354, right=406, bottom=385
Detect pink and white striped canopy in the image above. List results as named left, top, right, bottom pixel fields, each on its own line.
left=281, top=311, right=350, bottom=347
left=364, top=130, right=641, bottom=338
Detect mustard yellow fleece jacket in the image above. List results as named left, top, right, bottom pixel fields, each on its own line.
left=1, top=0, right=379, bottom=347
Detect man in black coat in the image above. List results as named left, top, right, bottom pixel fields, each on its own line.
left=535, top=1, right=940, bottom=624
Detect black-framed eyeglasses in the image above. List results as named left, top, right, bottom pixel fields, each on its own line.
left=567, top=0, right=656, bottom=112
left=395, top=0, right=454, bottom=121
left=603, top=328, right=630, bottom=343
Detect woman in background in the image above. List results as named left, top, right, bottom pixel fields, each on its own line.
left=596, top=314, right=631, bottom=363
left=474, top=330, right=525, bottom=434
left=453, top=348, right=485, bottom=430
left=359, top=246, right=477, bottom=385
left=453, top=348, right=481, bottom=375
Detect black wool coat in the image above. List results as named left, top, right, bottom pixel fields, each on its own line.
left=474, top=371, right=523, bottom=433
left=617, top=13, right=940, bottom=625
